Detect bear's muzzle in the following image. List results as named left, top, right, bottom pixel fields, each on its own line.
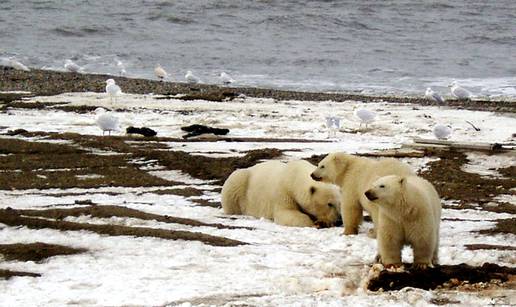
left=310, top=173, right=322, bottom=181
left=364, top=190, right=378, bottom=201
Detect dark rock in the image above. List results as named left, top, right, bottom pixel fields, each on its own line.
left=126, top=126, right=157, bottom=137
left=6, top=129, right=29, bottom=136
left=181, top=124, right=230, bottom=139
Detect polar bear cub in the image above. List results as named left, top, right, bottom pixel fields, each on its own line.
left=311, top=152, right=415, bottom=235
left=364, top=175, right=441, bottom=269
left=221, top=160, right=341, bottom=227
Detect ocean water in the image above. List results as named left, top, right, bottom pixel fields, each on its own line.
left=1, top=0, right=515, bottom=97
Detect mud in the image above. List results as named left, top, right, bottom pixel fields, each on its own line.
left=368, top=263, right=516, bottom=291
left=0, top=269, right=41, bottom=279
left=464, top=244, right=516, bottom=251
left=6, top=205, right=252, bottom=230
left=0, top=242, right=86, bottom=262
left=0, top=208, right=245, bottom=247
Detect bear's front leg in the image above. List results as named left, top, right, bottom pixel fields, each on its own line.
left=274, top=208, right=314, bottom=227
left=412, top=240, right=434, bottom=270
left=377, top=218, right=403, bottom=267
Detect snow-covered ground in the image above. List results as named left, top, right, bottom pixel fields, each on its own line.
left=0, top=93, right=515, bottom=306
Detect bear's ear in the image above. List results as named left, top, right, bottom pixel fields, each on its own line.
left=310, top=186, right=316, bottom=195
left=399, top=177, right=405, bottom=185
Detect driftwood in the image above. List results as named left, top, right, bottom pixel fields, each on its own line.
left=367, top=263, right=516, bottom=291
left=409, top=138, right=515, bottom=152
left=358, top=148, right=427, bottom=158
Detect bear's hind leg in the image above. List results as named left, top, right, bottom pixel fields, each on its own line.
left=221, top=169, right=249, bottom=215
left=342, top=197, right=363, bottom=235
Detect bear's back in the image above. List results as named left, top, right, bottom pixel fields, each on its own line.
left=243, top=160, right=288, bottom=217
left=375, top=158, right=415, bottom=177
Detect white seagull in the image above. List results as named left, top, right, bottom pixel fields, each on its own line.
left=95, top=107, right=120, bottom=135
left=116, top=60, right=126, bottom=76
left=7, top=58, right=30, bottom=71
left=219, top=72, right=234, bottom=85
left=105, top=79, right=122, bottom=103
left=354, top=108, right=376, bottom=129
left=449, top=81, right=472, bottom=100
left=425, top=87, right=445, bottom=104
left=433, top=124, right=452, bottom=140
left=64, top=59, right=82, bottom=73
left=185, top=70, right=200, bottom=84
left=154, top=64, right=168, bottom=81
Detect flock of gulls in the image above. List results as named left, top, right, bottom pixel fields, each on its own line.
left=3, top=57, right=475, bottom=140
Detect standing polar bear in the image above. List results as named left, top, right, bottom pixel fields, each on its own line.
left=221, top=160, right=341, bottom=227
left=364, top=175, right=441, bottom=269
left=310, top=152, right=414, bottom=235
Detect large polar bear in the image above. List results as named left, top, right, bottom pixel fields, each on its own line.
left=221, top=160, right=341, bottom=227
left=364, top=175, right=441, bottom=269
left=310, top=152, right=414, bottom=235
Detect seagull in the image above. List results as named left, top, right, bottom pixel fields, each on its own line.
left=185, top=70, right=200, bottom=84
left=95, top=107, right=119, bottom=135
left=425, top=87, right=445, bottom=104
left=433, top=124, right=452, bottom=140
left=7, top=58, right=30, bottom=71
left=116, top=60, right=126, bottom=76
left=449, top=81, right=472, bottom=100
left=105, top=79, right=122, bottom=103
left=354, top=108, right=376, bottom=129
left=154, top=64, right=167, bottom=81
left=219, top=72, right=234, bottom=85
left=325, top=116, right=340, bottom=138
left=64, top=59, right=82, bottom=73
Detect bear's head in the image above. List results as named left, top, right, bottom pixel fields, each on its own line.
left=310, top=152, right=352, bottom=183
left=364, top=175, right=405, bottom=206
left=298, top=183, right=341, bottom=227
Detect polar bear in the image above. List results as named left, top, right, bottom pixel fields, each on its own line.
left=221, top=160, right=341, bottom=227
left=310, top=152, right=414, bottom=235
left=364, top=175, right=441, bottom=269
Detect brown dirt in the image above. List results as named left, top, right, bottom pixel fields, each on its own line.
left=0, top=242, right=86, bottom=262
left=0, top=208, right=245, bottom=247
left=464, top=244, right=516, bottom=251
left=419, top=151, right=515, bottom=207
left=1, top=67, right=515, bottom=112
left=0, top=269, right=41, bottom=279
left=478, top=218, right=516, bottom=236
left=367, top=263, right=516, bottom=291
left=7, top=205, right=252, bottom=230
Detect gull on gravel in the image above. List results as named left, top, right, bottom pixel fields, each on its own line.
left=64, top=59, right=82, bottom=73
left=425, top=87, right=445, bottom=104
left=219, top=72, right=235, bottom=85
left=433, top=124, right=452, bottom=140
left=154, top=64, right=168, bottom=81
left=116, top=60, right=126, bottom=76
left=95, top=107, right=120, bottom=135
left=6, top=57, right=30, bottom=71
left=449, top=81, right=472, bottom=100
left=185, top=70, right=201, bottom=84
left=105, top=79, right=122, bottom=103
left=354, top=108, right=376, bottom=129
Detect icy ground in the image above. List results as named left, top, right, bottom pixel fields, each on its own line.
left=0, top=93, right=515, bottom=306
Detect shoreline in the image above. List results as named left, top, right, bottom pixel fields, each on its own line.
left=1, top=66, right=515, bottom=113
